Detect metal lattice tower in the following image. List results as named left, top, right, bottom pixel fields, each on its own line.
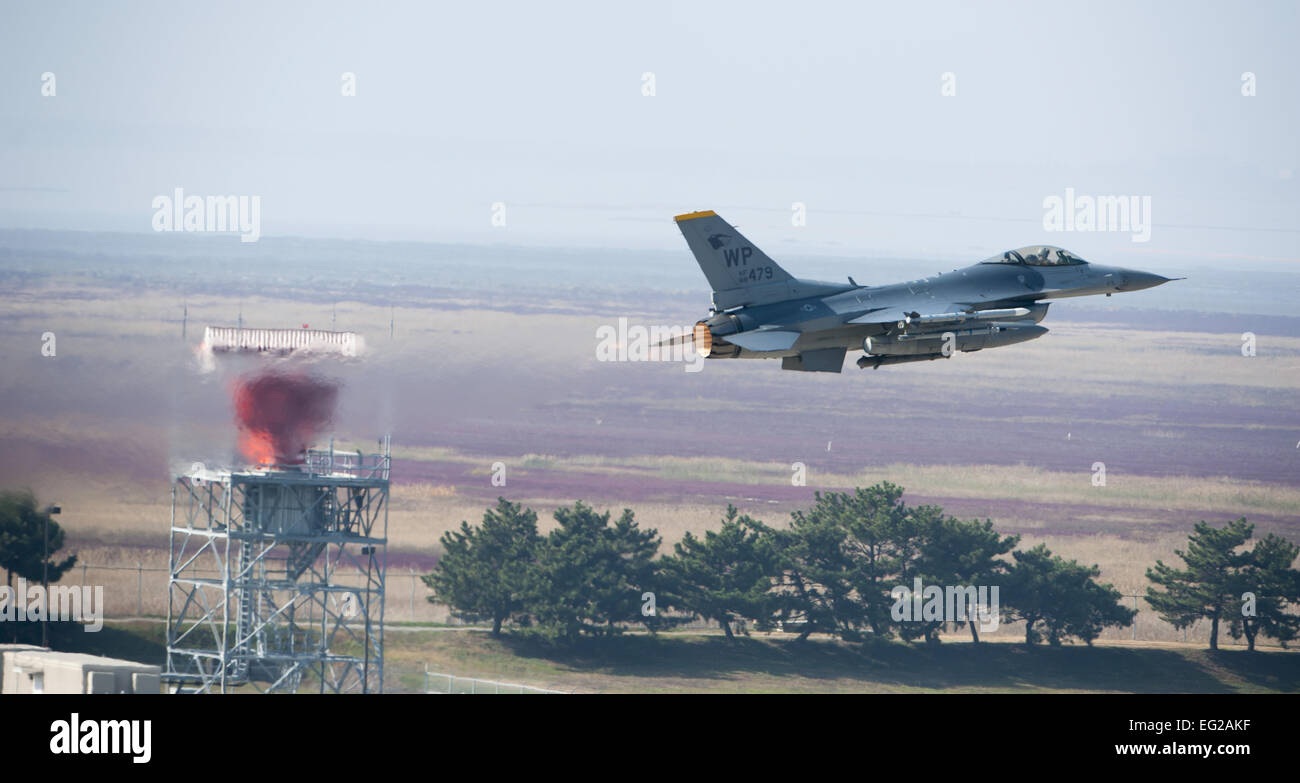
left=165, top=440, right=389, bottom=693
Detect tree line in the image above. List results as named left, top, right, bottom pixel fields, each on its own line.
left=425, top=481, right=1299, bottom=649
left=3, top=484, right=1294, bottom=651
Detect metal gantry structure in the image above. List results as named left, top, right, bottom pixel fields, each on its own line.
left=165, top=439, right=390, bottom=693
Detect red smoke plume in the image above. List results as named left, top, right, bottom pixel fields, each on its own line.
left=234, top=370, right=339, bottom=465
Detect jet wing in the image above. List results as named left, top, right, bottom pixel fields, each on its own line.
left=847, top=308, right=908, bottom=325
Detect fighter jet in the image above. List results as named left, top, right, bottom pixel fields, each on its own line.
left=672, top=210, right=1177, bottom=372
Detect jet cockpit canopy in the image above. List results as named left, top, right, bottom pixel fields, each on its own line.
left=980, top=245, right=1087, bottom=266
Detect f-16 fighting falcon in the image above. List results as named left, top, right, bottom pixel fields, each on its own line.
left=672, top=210, right=1178, bottom=372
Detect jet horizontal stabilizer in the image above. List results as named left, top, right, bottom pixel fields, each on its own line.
left=725, top=329, right=801, bottom=352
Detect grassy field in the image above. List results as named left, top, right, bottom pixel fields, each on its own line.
left=38, top=620, right=1300, bottom=694
left=3, top=272, right=1298, bottom=649
left=390, top=631, right=1300, bottom=694
left=373, top=445, right=1300, bottom=518
left=29, top=471, right=1290, bottom=640
left=8, top=395, right=1298, bottom=639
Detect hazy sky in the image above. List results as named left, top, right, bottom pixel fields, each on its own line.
left=1, top=0, right=1296, bottom=268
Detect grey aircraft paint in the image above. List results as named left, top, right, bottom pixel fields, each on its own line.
left=673, top=210, right=1178, bottom=373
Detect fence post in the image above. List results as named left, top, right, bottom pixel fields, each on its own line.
left=137, top=561, right=143, bottom=615
left=1131, top=594, right=1137, bottom=640
left=409, top=569, right=415, bottom=620
left=81, top=563, right=87, bottom=588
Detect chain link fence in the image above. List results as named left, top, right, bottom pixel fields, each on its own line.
left=422, top=665, right=568, bottom=694
left=29, top=563, right=1282, bottom=648
left=47, top=561, right=453, bottom=623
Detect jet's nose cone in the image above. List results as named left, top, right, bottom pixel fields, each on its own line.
left=1117, top=271, right=1173, bottom=292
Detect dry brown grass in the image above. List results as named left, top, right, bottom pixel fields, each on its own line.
left=5, top=281, right=1298, bottom=640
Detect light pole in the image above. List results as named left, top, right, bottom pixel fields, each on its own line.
left=42, top=505, right=60, bottom=647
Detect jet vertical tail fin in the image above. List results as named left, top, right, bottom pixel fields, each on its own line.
left=675, top=211, right=796, bottom=309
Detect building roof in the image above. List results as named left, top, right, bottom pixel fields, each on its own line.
left=12, top=650, right=160, bottom=671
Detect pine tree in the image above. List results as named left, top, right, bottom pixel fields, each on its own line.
left=775, top=490, right=876, bottom=641
left=0, top=490, right=77, bottom=587
left=422, top=497, right=539, bottom=635
left=774, top=482, right=923, bottom=642
left=1227, top=533, right=1300, bottom=651
left=1004, top=543, right=1134, bottom=645
left=659, top=506, right=779, bottom=640
left=528, top=502, right=662, bottom=642
left=914, top=512, right=1019, bottom=643
left=1146, top=519, right=1252, bottom=650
